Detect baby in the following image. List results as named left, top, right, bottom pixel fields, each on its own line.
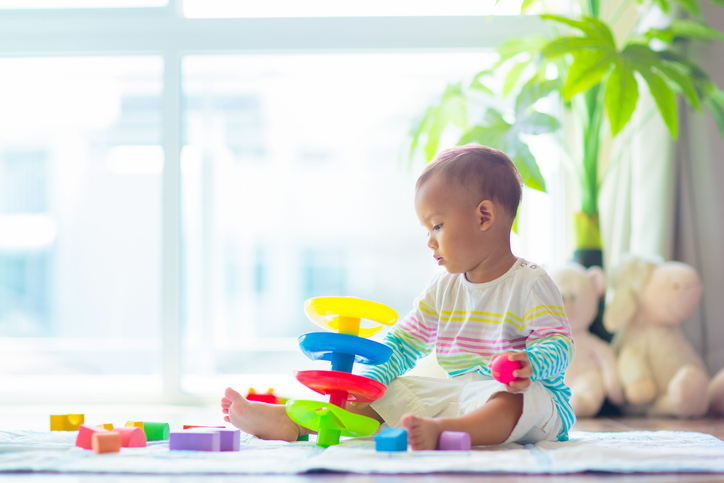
left=222, top=144, right=575, bottom=449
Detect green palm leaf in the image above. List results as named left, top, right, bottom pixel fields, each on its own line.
left=605, top=60, right=639, bottom=136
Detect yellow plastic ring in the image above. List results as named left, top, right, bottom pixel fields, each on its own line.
left=303, top=296, right=398, bottom=338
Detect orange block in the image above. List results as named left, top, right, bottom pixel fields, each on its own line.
left=114, top=427, right=147, bottom=447
left=75, top=424, right=109, bottom=449
left=92, top=432, right=122, bottom=454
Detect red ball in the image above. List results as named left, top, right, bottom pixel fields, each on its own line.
left=490, top=354, right=522, bottom=385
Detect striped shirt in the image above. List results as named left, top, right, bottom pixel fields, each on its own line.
left=362, top=258, right=576, bottom=441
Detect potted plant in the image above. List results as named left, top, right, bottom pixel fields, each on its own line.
left=408, top=0, right=724, bottom=339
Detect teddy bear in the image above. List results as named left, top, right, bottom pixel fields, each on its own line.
left=551, top=263, right=624, bottom=417
left=603, top=255, right=709, bottom=417
left=710, top=368, right=724, bottom=416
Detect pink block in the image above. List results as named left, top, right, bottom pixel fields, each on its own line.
left=169, top=429, right=220, bottom=451
left=75, top=425, right=110, bottom=450
left=438, top=431, right=471, bottom=451
left=114, top=427, right=147, bottom=447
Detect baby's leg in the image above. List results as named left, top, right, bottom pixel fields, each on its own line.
left=221, top=387, right=308, bottom=442
left=402, top=392, right=523, bottom=450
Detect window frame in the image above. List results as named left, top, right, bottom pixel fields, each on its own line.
left=0, top=2, right=549, bottom=404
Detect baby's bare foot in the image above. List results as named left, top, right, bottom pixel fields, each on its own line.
left=221, top=387, right=304, bottom=442
left=402, top=414, right=444, bottom=450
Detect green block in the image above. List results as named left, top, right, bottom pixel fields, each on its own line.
left=143, top=422, right=170, bottom=441
left=296, top=434, right=309, bottom=442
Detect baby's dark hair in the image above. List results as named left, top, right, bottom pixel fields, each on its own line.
left=416, top=144, right=523, bottom=220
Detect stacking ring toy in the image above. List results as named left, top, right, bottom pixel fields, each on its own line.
left=299, top=332, right=393, bottom=373
left=286, top=296, right=398, bottom=447
left=294, top=370, right=387, bottom=407
left=304, top=296, right=397, bottom=337
left=286, top=400, right=380, bottom=448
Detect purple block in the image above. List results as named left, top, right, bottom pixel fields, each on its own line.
left=214, top=428, right=241, bottom=451
left=169, top=430, right=221, bottom=451
left=438, top=431, right=471, bottom=451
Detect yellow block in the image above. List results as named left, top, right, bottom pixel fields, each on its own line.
left=98, top=423, right=114, bottom=430
left=50, top=414, right=84, bottom=431
left=126, top=421, right=144, bottom=429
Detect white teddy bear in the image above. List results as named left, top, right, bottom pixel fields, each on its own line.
left=603, top=255, right=709, bottom=417
left=551, top=263, right=624, bottom=417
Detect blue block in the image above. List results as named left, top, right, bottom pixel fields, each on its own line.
left=375, top=427, right=407, bottom=452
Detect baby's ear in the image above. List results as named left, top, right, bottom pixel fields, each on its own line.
left=477, top=200, right=495, bottom=230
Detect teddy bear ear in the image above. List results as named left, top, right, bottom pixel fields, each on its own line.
left=603, top=288, right=637, bottom=332
left=586, top=266, right=605, bottom=297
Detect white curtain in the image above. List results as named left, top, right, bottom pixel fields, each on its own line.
left=673, top=2, right=724, bottom=375
left=599, top=2, right=724, bottom=376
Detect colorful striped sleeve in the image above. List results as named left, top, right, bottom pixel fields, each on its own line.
left=361, top=293, right=439, bottom=387
left=523, top=278, right=575, bottom=380
left=523, top=276, right=576, bottom=440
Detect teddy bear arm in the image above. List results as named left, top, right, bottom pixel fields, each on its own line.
left=617, top=344, right=657, bottom=406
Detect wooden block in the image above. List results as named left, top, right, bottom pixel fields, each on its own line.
left=169, top=430, right=220, bottom=451
left=75, top=424, right=109, bottom=450
left=375, top=427, right=407, bottom=452
left=125, top=421, right=144, bottom=429
left=182, top=425, right=225, bottom=430
left=50, top=414, right=85, bottom=431
left=99, top=424, right=114, bottom=431
left=114, top=427, right=147, bottom=447
left=92, top=432, right=122, bottom=454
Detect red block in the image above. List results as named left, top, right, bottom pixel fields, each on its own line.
left=75, top=425, right=110, bottom=450
left=246, top=388, right=278, bottom=404
left=114, top=426, right=147, bottom=447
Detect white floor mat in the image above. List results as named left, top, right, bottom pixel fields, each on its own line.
left=2, top=429, right=724, bottom=475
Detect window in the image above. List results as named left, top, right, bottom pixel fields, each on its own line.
left=183, top=0, right=527, bottom=18
left=0, top=4, right=561, bottom=403
left=0, top=0, right=166, bottom=8
left=0, top=56, right=164, bottom=396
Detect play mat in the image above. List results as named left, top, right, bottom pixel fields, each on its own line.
left=2, top=429, right=724, bottom=475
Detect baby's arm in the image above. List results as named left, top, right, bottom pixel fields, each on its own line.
left=362, top=302, right=438, bottom=386
left=522, top=277, right=575, bottom=381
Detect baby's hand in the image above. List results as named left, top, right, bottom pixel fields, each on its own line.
left=503, top=351, right=533, bottom=393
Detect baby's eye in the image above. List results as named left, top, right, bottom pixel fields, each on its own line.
left=433, top=224, right=442, bottom=231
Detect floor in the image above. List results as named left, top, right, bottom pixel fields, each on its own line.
left=2, top=405, right=724, bottom=482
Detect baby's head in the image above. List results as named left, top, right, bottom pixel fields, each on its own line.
left=414, top=144, right=522, bottom=277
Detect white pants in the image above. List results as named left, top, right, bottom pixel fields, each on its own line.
left=370, top=372, right=563, bottom=445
